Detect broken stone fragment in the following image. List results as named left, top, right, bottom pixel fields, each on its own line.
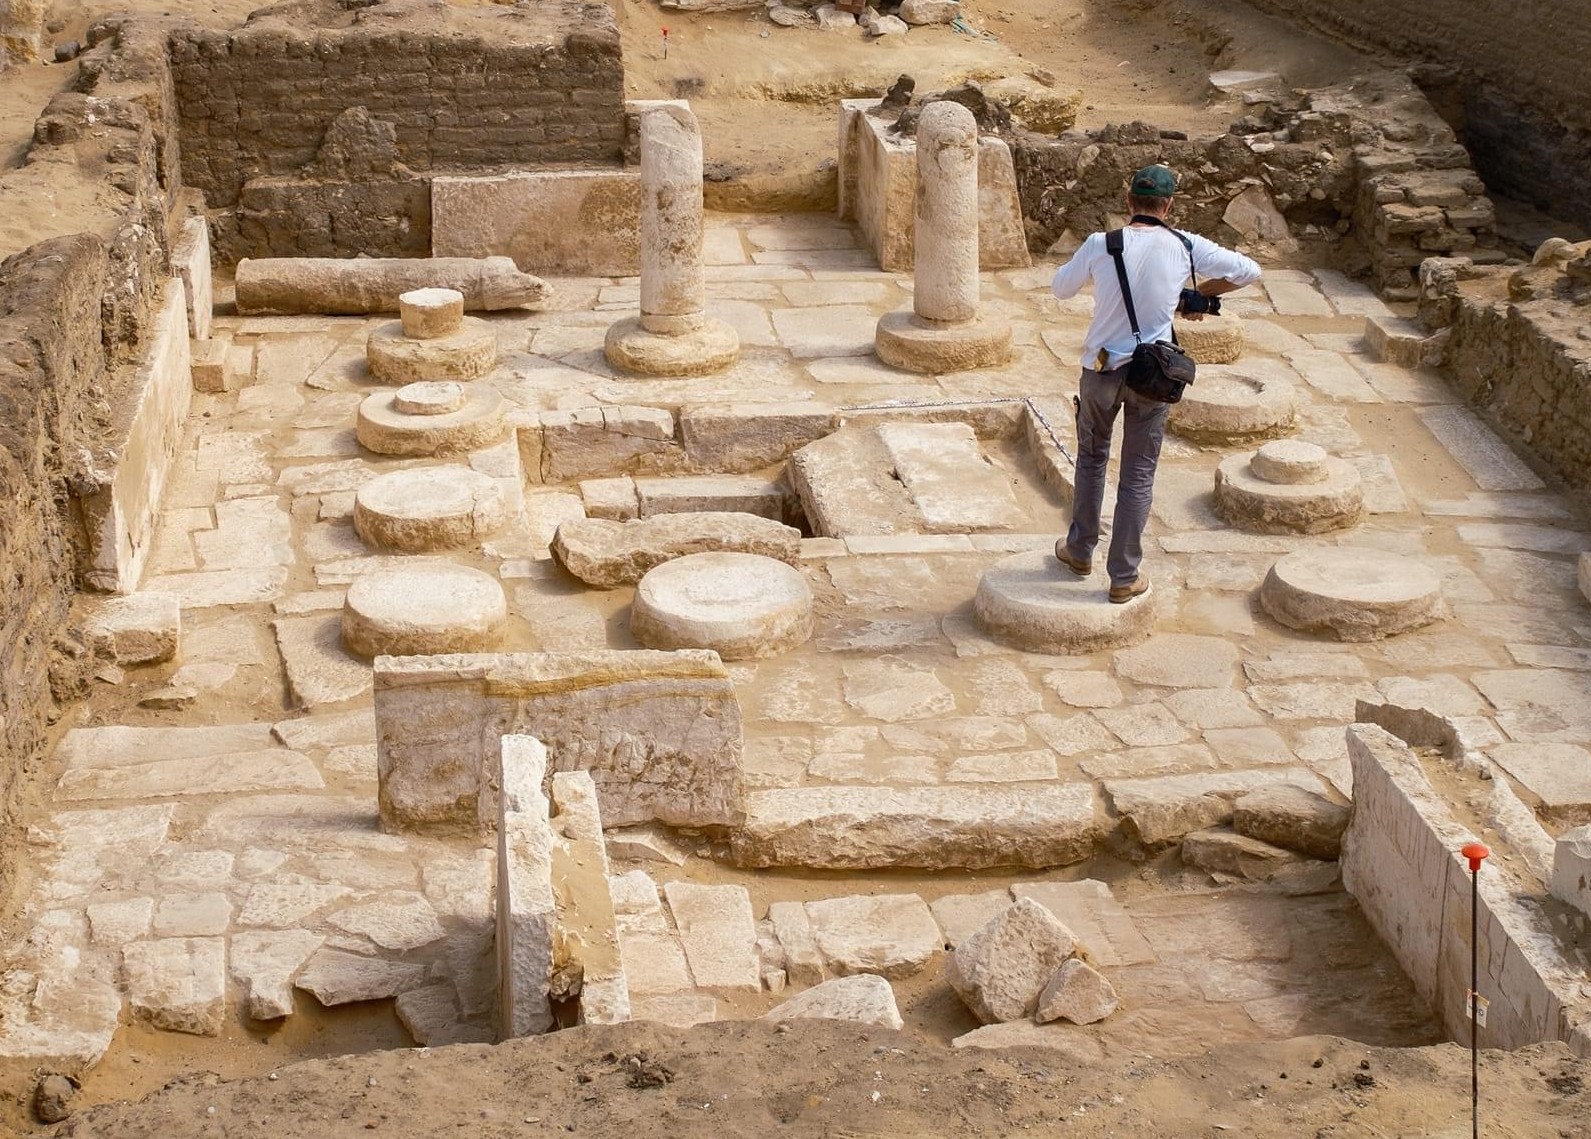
left=230, top=929, right=324, bottom=1020
left=1180, top=827, right=1304, bottom=881
left=1231, top=784, right=1350, bottom=860
left=295, top=948, right=428, bottom=1006
left=84, top=592, right=180, bottom=665
left=551, top=511, right=801, bottom=588
left=761, top=973, right=904, bottom=1030
left=122, top=938, right=227, bottom=1036
left=945, top=898, right=1079, bottom=1024
left=1033, top=958, right=1118, bottom=1025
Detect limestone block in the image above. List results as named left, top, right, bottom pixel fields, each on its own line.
left=432, top=170, right=641, bottom=278
left=1104, top=767, right=1324, bottom=846
left=605, top=825, right=688, bottom=865
left=88, top=898, right=153, bottom=947
left=539, top=406, right=682, bottom=483
left=498, top=735, right=556, bottom=1037
left=366, top=317, right=498, bottom=383
left=153, top=893, right=232, bottom=937
left=946, top=898, right=1078, bottom=1024
left=579, top=477, right=639, bottom=521
left=631, top=552, right=813, bottom=660
left=1172, top=314, right=1244, bottom=364
left=1551, top=826, right=1591, bottom=919
left=769, top=900, right=828, bottom=986
left=190, top=339, right=233, bottom=393
left=327, top=893, right=446, bottom=951
left=296, top=948, right=428, bottom=1006
left=631, top=992, right=719, bottom=1027
left=552, top=512, right=801, bottom=588
left=548, top=770, right=628, bottom=1022
left=1488, top=742, right=1591, bottom=826
left=1260, top=548, right=1446, bottom=641
left=761, top=974, right=904, bottom=1030
left=353, top=467, right=510, bottom=552
left=634, top=475, right=786, bottom=521
left=951, top=1022, right=1109, bottom=1058
left=787, top=427, right=920, bottom=538
left=1009, top=880, right=1156, bottom=967
left=1034, top=958, right=1118, bottom=1025
left=867, top=14, right=908, bottom=36
left=374, top=650, right=744, bottom=835
left=1167, top=364, right=1296, bottom=443
left=733, top=784, right=1101, bottom=870
left=84, top=592, right=180, bottom=665
left=123, top=938, right=226, bottom=1036
left=928, top=891, right=1011, bottom=950
left=1180, top=827, right=1307, bottom=880
left=1232, top=784, right=1349, bottom=860
left=1364, top=314, right=1433, bottom=367
left=803, top=894, right=941, bottom=979
left=875, top=422, right=1024, bottom=532
left=899, top=0, right=959, bottom=23
left=230, top=930, right=324, bottom=1020
left=342, top=565, right=507, bottom=658
left=974, top=551, right=1156, bottom=654
left=679, top=401, right=837, bottom=473
left=1579, top=551, right=1591, bottom=606
left=399, top=288, right=465, bottom=340
left=356, top=384, right=508, bottom=457
left=235, top=255, right=548, bottom=316
left=172, top=216, right=214, bottom=341
left=664, top=882, right=760, bottom=993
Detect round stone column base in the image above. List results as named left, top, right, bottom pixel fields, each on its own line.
left=631, top=551, right=813, bottom=660
left=367, top=317, right=499, bottom=383
left=342, top=565, right=508, bottom=658
left=357, top=384, right=508, bottom=457
left=353, top=466, right=510, bottom=552
left=1214, top=449, right=1365, bottom=534
left=1168, top=365, right=1297, bottom=443
left=874, top=309, right=1013, bottom=375
left=604, top=315, right=740, bottom=377
left=1260, top=548, right=1446, bottom=642
left=974, top=551, right=1157, bottom=654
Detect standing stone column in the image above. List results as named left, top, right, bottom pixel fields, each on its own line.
left=875, top=101, right=1012, bottom=373
left=605, top=104, right=740, bottom=376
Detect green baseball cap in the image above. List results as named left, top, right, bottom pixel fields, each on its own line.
left=1130, top=164, right=1178, bottom=197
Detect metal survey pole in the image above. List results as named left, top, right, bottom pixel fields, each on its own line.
left=1462, top=841, right=1490, bottom=1139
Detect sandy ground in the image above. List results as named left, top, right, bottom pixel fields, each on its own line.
left=46, top=1021, right=1591, bottom=1139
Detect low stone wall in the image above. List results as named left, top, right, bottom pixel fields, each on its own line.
left=1342, top=723, right=1590, bottom=1055
left=374, top=651, right=745, bottom=837
left=432, top=169, right=641, bottom=277
left=838, top=99, right=1030, bottom=273
left=1419, top=256, right=1591, bottom=499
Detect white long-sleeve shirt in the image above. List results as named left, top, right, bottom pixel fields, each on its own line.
left=1050, top=226, right=1263, bottom=371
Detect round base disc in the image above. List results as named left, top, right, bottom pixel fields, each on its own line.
left=974, top=550, right=1157, bottom=654
left=874, top=309, right=1014, bottom=375
left=604, top=315, right=741, bottom=377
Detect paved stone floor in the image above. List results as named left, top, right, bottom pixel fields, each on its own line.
left=4, top=212, right=1588, bottom=1068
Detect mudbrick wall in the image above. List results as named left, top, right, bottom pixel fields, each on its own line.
left=0, top=20, right=180, bottom=902
left=169, top=0, right=625, bottom=260
left=1012, top=73, right=1500, bottom=298
left=1237, top=0, right=1591, bottom=229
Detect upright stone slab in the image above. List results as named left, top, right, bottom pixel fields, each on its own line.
left=498, top=735, right=557, bottom=1037
left=375, top=651, right=744, bottom=835
left=605, top=104, right=740, bottom=376
left=874, top=102, right=1012, bottom=374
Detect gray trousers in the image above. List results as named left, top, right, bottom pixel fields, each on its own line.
left=1062, top=365, right=1171, bottom=586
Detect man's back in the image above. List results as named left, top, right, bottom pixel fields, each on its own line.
left=1051, top=226, right=1262, bottom=371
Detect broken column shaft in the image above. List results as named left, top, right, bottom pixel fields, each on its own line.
left=604, top=103, right=740, bottom=376
left=875, top=100, right=1012, bottom=374
left=235, top=256, right=549, bottom=315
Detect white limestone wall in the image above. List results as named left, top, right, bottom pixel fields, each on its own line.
left=432, top=169, right=642, bottom=277
left=1342, top=723, right=1591, bottom=1056
left=79, top=280, right=193, bottom=593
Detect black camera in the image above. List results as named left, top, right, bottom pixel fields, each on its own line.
left=1178, top=289, right=1221, bottom=317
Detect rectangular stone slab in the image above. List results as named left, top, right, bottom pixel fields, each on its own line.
left=731, top=784, right=1102, bottom=870
left=877, top=422, right=1025, bottom=533
left=375, top=651, right=745, bottom=835
left=432, top=170, right=641, bottom=278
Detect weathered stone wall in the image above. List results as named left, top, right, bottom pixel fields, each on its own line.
left=1420, top=255, right=1591, bottom=500
left=0, top=20, right=183, bottom=904
left=168, top=0, right=627, bottom=234
left=1012, top=74, right=1498, bottom=297
left=1237, top=0, right=1591, bottom=229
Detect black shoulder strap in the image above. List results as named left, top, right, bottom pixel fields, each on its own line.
left=1105, top=228, right=1142, bottom=344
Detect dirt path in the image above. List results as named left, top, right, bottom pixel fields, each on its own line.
left=47, top=1021, right=1591, bottom=1138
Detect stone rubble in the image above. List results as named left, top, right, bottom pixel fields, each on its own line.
left=761, top=974, right=904, bottom=1030
left=945, top=898, right=1079, bottom=1024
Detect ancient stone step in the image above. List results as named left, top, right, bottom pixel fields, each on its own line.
left=786, top=427, right=919, bottom=538
left=731, top=784, right=1102, bottom=870
left=1260, top=548, right=1446, bottom=641
left=631, top=551, right=813, bottom=660
left=551, top=511, right=802, bottom=588
left=876, top=422, right=1025, bottom=532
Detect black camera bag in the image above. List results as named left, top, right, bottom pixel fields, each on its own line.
left=1105, top=226, right=1199, bottom=404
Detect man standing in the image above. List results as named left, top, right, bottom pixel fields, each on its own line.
left=1049, top=164, right=1263, bottom=602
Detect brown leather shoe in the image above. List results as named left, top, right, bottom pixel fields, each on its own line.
left=1054, top=539, right=1091, bottom=578
left=1108, top=575, right=1150, bottom=604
